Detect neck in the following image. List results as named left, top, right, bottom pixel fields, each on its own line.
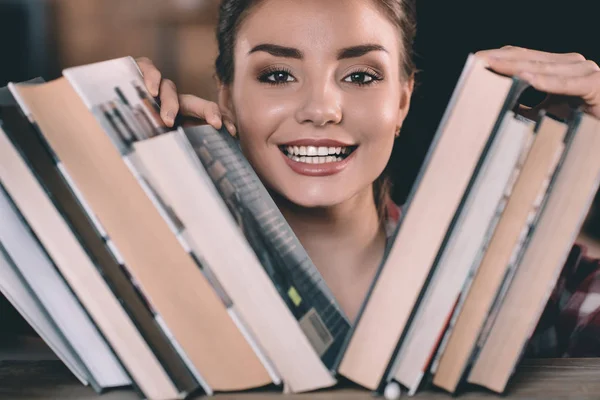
left=273, top=187, right=387, bottom=321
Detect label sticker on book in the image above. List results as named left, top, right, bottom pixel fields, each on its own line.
left=287, top=286, right=302, bottom=306
left=299, top=308, right=334, bottom=356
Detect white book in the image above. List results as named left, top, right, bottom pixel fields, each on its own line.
left=0, top=241, right=88, bottom=386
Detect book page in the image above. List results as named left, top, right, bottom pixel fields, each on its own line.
left=63, top=57, right=168, bottom=155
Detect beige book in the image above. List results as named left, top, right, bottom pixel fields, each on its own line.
left=338, top=55, right=515, bottom=390
left=0, top=119, right=178, bottom=400
left=133, top=130, right=336, bottom=393
left=467, top=112, right=600, bottom=393
left=432, top=116, right=567, bottom=393
left=12, top=78, right=272, bottom=391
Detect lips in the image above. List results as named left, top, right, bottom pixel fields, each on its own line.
left=278, top=139, right=358, bottom=177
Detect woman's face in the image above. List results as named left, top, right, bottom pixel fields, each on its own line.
left=220, top=0, right=413, bottom=209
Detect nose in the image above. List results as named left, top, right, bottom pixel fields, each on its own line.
left=295, top=78, right=342, bottom=127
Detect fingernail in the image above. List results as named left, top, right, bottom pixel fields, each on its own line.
left=165, top=110, right=175, bottom=126
left=207, top=115, right=218, bottom=127
left=226, top=122, right=237, bottom=136
left=151, top=85, right=159, bottom=97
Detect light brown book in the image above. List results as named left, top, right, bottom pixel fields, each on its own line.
left=432, top=115, right=568, bottom=393
left=337, top=55, right=517, bottom=390
left=467, top=112, right=600, bottom=393
left=11, top=77, right=273, bottom=392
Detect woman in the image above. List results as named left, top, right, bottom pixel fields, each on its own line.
left=137, top=0, right=600, bottom=356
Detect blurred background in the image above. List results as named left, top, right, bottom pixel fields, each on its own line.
left=1, top=0, right=600, bottom=338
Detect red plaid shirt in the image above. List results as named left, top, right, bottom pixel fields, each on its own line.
left=528, top=243, right=600, bottom=357
left=386, top=200, right=600, bottom=358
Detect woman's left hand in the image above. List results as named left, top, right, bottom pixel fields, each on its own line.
left=475, top=46, right=600, bottom=119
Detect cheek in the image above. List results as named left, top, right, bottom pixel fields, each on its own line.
left=232, top=82, right=293, bottom=145
left=348, top=87, right=400, bottom=153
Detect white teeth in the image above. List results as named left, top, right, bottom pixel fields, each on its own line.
left=288, top=154, right=345, bottom=164
left=286, top=145, right=350, bottom=156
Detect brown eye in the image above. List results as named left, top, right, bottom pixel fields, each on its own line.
left=343, top=68, right=383, bottom=86
left=258, top=69, right=295, bottom=84
left=270, top=72, right=292, bottom=83
left=346, top=72, right=373, bottom=84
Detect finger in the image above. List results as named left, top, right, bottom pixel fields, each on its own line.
left=520, top=70, right=600, bottom=102
left=135, top=57, right=162, bottom=97
left=476, top=46, right=586, bottom=64
left=158, top=79, right=179, bottom=127
left=487, top=58, right=600, bottom=78
left=179, top=95, right=223, bottom=129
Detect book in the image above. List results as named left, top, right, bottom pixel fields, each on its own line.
left=0, top=230, right=90, bottom=388
left=0, top=177, right=127, bottom=393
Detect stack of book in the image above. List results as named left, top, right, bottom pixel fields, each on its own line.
left=0, top=54, right=598, bottom=399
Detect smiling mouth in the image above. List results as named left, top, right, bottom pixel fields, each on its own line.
left=279, top=145, right=358, bottom=164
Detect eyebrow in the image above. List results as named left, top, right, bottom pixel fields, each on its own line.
left=337, top=44, right=388, bottom=59
left=248, top=44, right=303, bottom=59
left=247, top=43, right=388, bottom=60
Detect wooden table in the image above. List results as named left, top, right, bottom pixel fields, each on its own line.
left=1, top=358, right=599, bottom=399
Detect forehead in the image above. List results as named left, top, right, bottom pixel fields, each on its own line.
left=236, top=0, right=401, bottom=58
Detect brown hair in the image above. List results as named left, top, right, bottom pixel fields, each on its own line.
left=214, top=0, right=417, bottom=222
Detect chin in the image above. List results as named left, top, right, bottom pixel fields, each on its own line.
left=278, top=183, right=357, bottom=210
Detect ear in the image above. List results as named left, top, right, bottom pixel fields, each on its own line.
left=217, top=81, right=237, bottom=127
left=395, top=74, right=415, bottom=135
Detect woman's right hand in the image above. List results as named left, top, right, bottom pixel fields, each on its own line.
left=135, top=57, right=237, bottom=135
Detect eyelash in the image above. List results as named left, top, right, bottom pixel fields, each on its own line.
left=344, top=67, right=384, bottom=86
left=257, top=66, right=294, bottom=85
left=256, top=66, right=384, bottom=86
